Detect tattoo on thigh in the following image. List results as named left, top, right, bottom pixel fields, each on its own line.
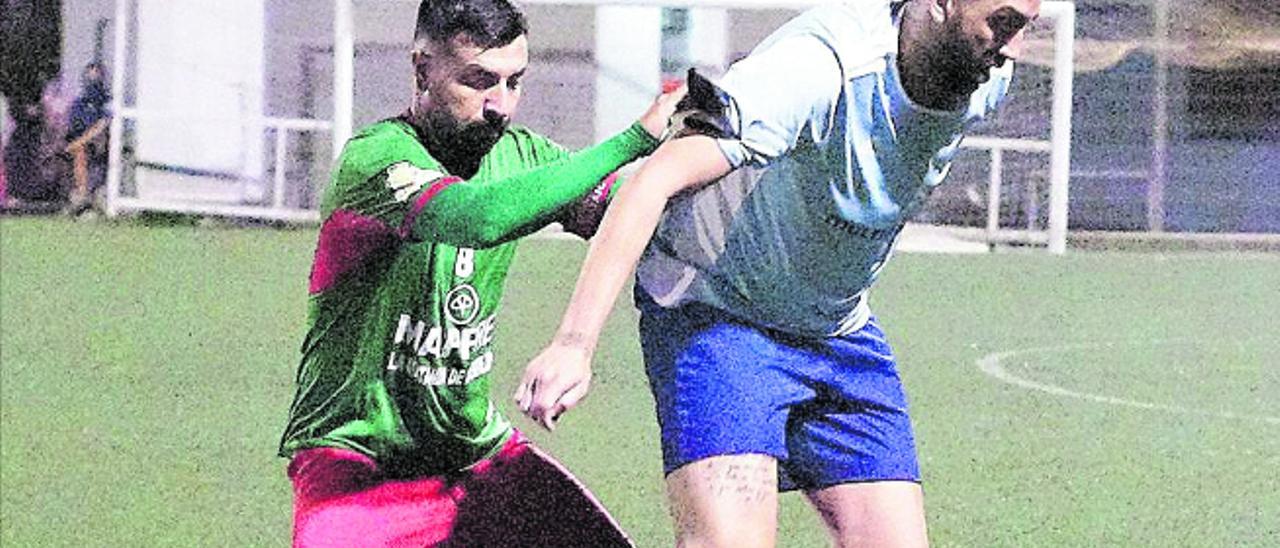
left=709, top=461, right=774, bottom=504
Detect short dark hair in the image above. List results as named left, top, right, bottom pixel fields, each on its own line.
left=415, top=0, right=528, bottom=49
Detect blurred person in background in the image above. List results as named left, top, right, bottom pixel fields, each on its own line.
left=2, top=0, right=65, bottom=210
left=64, top=61, right=111, bottom=214
left=3, top=85, right=68, bottom=206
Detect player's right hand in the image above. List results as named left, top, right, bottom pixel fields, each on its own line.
left=514, top=339, right=595, bottom=431
left=638, top=82, right=688, bottom=140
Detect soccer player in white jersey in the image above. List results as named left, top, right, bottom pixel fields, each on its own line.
left=516, top=0, right=1040, bottom=545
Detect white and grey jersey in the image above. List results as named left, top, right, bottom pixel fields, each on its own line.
left=636, top=1, right=1012, bottom=337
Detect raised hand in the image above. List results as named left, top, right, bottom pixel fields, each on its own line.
left=638, top=81, right=689, bottom=140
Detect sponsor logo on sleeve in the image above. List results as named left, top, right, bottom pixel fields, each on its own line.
left=384, top=162, right=446, bottom=203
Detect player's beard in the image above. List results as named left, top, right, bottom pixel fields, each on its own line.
left=422, top=110, right=509, bottom=176
left=454, top=113, right=508, bottom=153
left=932, top=25, right=992, bottom=100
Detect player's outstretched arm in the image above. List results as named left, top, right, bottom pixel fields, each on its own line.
left=409, top=87, right=685, bottom=248
left=514, top=135, right=731, bottom=430
left=407, top=123, right=652, bottom=247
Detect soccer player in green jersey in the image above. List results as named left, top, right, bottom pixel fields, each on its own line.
left=278, top=1, right=681, bottom=546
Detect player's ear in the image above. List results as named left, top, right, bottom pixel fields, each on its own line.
left=412, top=50, right=434, bottom=93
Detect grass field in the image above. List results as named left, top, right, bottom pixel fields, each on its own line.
left=2, top=216, right=1277, bottom=547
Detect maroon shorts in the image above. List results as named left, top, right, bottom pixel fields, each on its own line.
left=288, top=431, right=632, bottom=547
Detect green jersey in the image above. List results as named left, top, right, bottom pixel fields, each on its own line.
left=280, top=118, right=655, bottom=475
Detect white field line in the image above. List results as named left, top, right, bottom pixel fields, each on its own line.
left=975, top=340, right=1280, bottom=425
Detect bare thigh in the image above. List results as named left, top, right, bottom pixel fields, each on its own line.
left=665, top=453, right=779, bottom=548
left=805, top=481, right=928, bottom=548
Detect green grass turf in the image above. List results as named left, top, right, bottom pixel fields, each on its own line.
left=2, top=216, right=1277, bottom=547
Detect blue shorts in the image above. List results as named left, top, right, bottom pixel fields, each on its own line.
left=637, top=293, right=920, bottom=491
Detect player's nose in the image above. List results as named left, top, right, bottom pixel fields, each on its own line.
left=484, top=87, right=517, bottom=120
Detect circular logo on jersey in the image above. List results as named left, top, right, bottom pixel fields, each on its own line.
left=444, top=284, right=481, bottom=325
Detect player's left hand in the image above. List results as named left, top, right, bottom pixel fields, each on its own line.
left=514, top=340, right=594, bottom=431
left=638, top=82, right=688, bottom=140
